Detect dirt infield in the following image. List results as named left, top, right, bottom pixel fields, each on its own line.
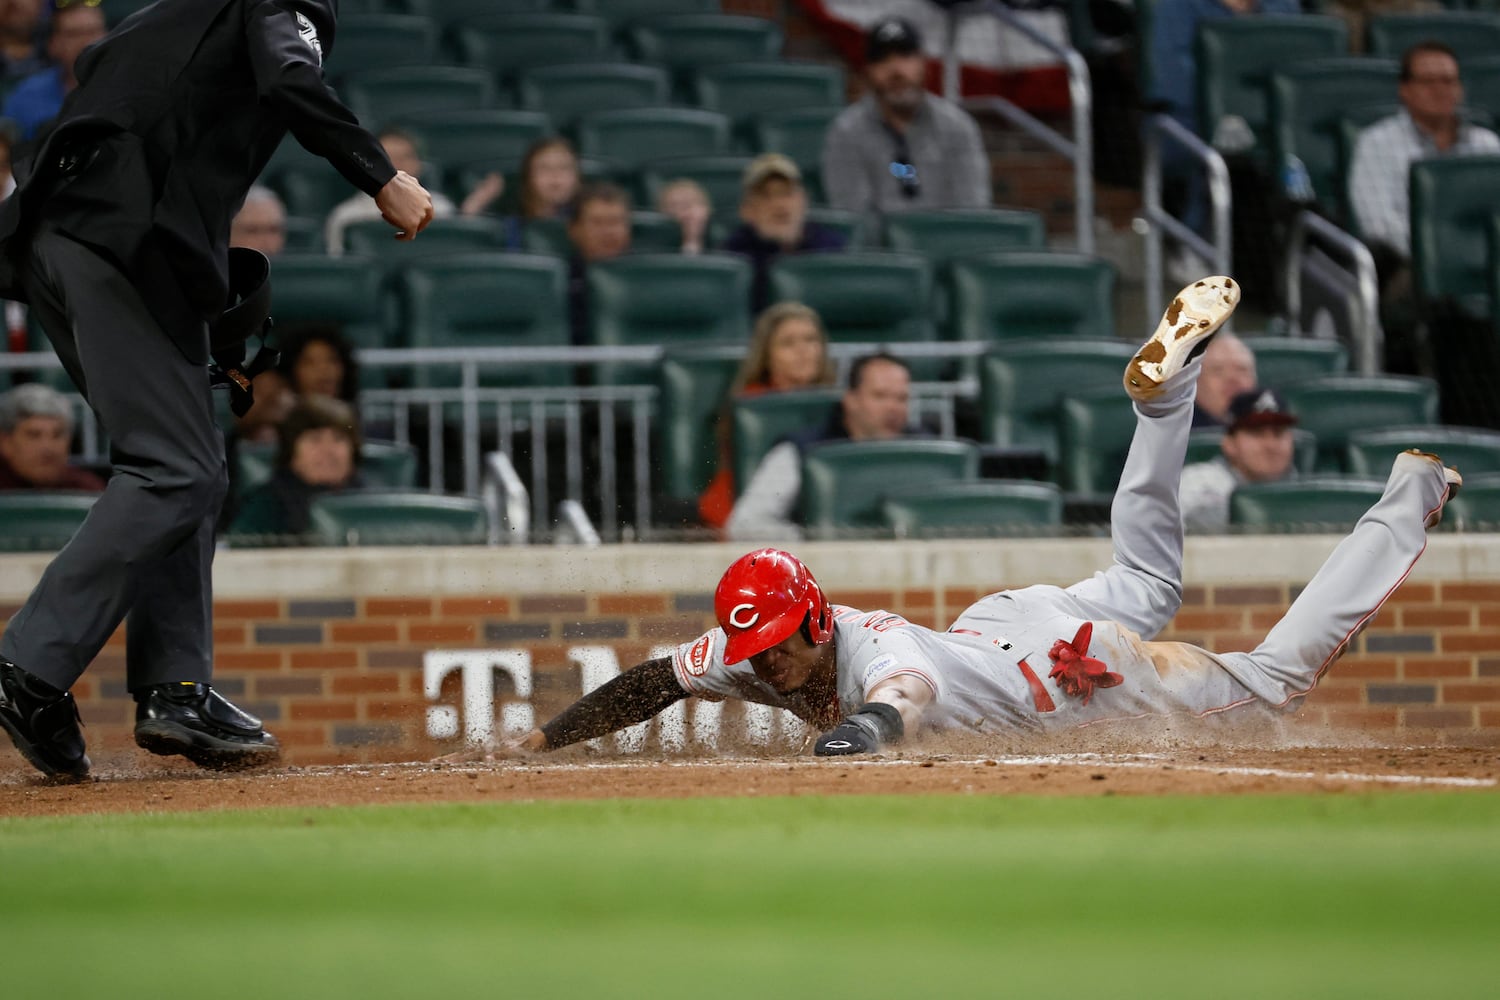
left=3, top=738, right=1497, bottom=818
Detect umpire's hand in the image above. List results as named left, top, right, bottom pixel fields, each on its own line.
left=376, top=169, right=436, bottom=241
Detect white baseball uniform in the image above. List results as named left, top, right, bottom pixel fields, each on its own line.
left=671, top=361, right=1452, bottom=738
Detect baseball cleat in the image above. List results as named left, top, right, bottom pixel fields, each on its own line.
left=0, top=659, right=91, bottom=782
left=134, top=682, right=281, bottom=771
left=1124, top=275, right=1241, bottom=402
left=1400, top=449, right=1462, bottom=528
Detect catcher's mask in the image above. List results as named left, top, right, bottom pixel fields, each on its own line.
left=714, top=548, right=834, bottom=664
left=209, top=247, right=278, bottom=417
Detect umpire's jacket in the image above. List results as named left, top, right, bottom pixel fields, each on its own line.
left=0, top=0, right=394, bottom=363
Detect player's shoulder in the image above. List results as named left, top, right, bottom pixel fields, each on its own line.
left=672, top=626, right=727, bottom=685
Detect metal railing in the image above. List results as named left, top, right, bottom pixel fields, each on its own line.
left=1282, top=210, right=1383, bottom=376
left=1140, top=113, right=1233, bottom=326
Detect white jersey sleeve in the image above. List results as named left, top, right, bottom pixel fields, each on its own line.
left=831, top=608, right=946, bottom=708
left=669, top=627, right=779, bottom=705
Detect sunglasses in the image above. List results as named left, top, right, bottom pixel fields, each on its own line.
left=888, top=133, right=919, bottom=200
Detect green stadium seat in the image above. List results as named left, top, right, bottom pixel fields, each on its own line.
left=342, top=67, right=499, bottom=126
left=693, top=62, right=844, bottom=131
left=269, top=255, right=387, bottom=350
left=731, top=389, right=842, bottom=491
left=575, top=0, right=722, bottom=27
left=1335, top=103, right=1403, bottom=233
left=516, top=63, right=670, bottom=127
left=801, top=439, right=979, bottom=537
left=264, top=156, right=347, bottom=219
left=235, top=440, right=419, bottom=498
left=1282, top=375, right=1440, bottom=472
left=405, top=0, right=554, bottom=29
left=309, top=492, right=490, bottom=546
left=950, top=252, right=1117, bottom=343
left=520, top=216, right=573, bottom=256
left=1367, top=12, right=1500, bottom=60
left=391, top=253, right=572, bottom=388
left=1196, top=16, right=1348, bottom=154
left=576, top=108, right=732, bottom=169
left=1228, top=477, right=1386, bottom=532
left=657, top=350, right=740, bottom=502
left=883, top=209, right=1046, bottom=263
left=396, top=110, right=553, bottom=173
left=1346, top=425, right=1500, bottom=477
left=752, top=106, right=842, bottom=172
left=1245, top=336, right=1349, bottom=387
left=1268, top=59, right=1400, bottom=218
left=1057, top=387, right=1137, bottom=495
left=0, top=493, right=96, bottom=553
left=630, top=210, right=686, bottom=251
left=587, top=254, right=751, bottom=384
left=638, top=155, right=751, bottom=228
left=625, top=15, right=783, bottom=77
left=341, top=215, right=508, bottom=262
left=282, top=217, right=326, bottom=254
left=882, top=480, right=1063, bottom=538
left=767, top=252, right=934, bottom=353
left=1443, top=470, right=1500, bottom=528
left=979, top=341, right=1137, bottom=465
left=804, top=207, right=872, bottom=249
left=323, top=15, right=441, bottom=80
left=1410, top=155, right=1500, bottom=320
left=1465, top=55, right=1500, bottom=122
left=452, top=14, right=613, bottom=80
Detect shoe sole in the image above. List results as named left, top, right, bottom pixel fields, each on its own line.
left=0, top=708, right=91, bottom=783
left=1124, top=275, right=1241, bottom=402
left=136, top=720, right=281, bottom=772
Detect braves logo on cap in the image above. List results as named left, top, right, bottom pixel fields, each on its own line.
left=296, top=12, right=323, bottom=65
left=686, top=635, right=714, bottom=677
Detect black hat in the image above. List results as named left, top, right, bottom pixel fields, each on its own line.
left=866, top=17, right=921, bottom=65
left=1227, top=387, right=1298, bottom=433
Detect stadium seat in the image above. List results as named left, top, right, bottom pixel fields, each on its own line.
left=395, top=110, right=553, bottom=174
left=1465, top=55, right=1500, bottom=122
left=1335, top=102, right=1403, bottom=232
left=1282, top=375, right=1440, bottom=472
left=391, top=253, right=572, bottom=388
left=1366, top=12, right=1500, bottom=60
left=1409, top=155, right=1500, bottom=320
left=1268, top=59, right=1400, bottom=218
left=1057, top=387, right=1136, bottom=495
left=451, top=14, right=613, bottom=81
left=767, top=252, right=934, bottom=350
left=1196, top=16, right=1348, bottom=155
left=341, top=215, right=509, bottom=261
left=309, top=492, right=490, bottom=546
left=625, top=15, right=783, bottom=80
left=630, top=210, right=686, bottom=252
left=1346, top=426, right=1500, bottom=477
left=752, top=106, right=843, bottom=172
left=282, top=217, right=325, bottom=254
left=882, top=480, right=1063, bottom=538
left=638, top=155, right=751, bottom=229
left=883, top=209, right=1046, bottom=264
left=575, top=108, right=732, bottom=169
left=657, top=350, right=740, bottom=502
left=693, top=63, right=844, bottom=132
left=979, top=341, right=1137, bottom=464
left=405, top=0, right=554, bottom=29
left=1245, top=336, right=1349, bottom=387
left=235, top=441, right=419, bottom=497
left=342, top=67, right=499, bottom=126
left=575, top=0, right=722, bottom=27
left=269, top=255, right=388, bottom=351
left=801, top=439, right=979, bottom=537
left=516, top=63, right=670, bottom=127
left=950, top=252, right=1117, bottom=343
left=731, top=389, right=842, bottom=491
left=804, top=207, right=873, bottom=249
left=0, top=493, right=96, bottom=553
left=323, top=15, right=441, bottom=80
left=264, top=156, right=348, bottom=219
left=587, top=254, right=751, bottom=384
left=1228, top=478, right=1386, bottom=532
left=520, top=216, right=572, bottom=257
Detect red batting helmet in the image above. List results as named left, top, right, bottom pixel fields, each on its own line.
left=714, top=548, right=834, bottom=664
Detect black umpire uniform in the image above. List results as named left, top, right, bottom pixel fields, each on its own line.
left=0, top=0, right=396, bottom=779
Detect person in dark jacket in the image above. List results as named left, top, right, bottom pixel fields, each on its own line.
left=0, top=0, right=434, bottom=782
left=721, top=153, right=846, bottom=314
left=231, top=396, right=365, bottom=541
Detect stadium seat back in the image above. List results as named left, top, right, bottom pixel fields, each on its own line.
left=731, top=389, right=842, bottom=492
left=658, top=351, right=741, bottom=501
left=309, top=492, right=489, bottom=546
left=1283, top=375, right=1441, bottom=471
left=882, top=480, right=1063, bottom=538
left=801, top=439, right=979, bottom=536
left=1229, top=477, right=1387, bottom=532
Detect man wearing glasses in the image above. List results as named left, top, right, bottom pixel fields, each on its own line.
left=820, top=16, right=990, bottom=215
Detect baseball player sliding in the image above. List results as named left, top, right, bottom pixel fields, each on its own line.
left=493, top=276, right=1462, bottom=757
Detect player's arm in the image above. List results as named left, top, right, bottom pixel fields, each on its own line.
left=814, top=673, right=934, bottom=757
left=512, top=657, right=689, bottom=752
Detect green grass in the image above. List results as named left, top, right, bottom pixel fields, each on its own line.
left=2, top=794, right=1498, bottom=999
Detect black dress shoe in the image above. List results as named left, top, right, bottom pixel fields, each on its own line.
left=134, top=682, right=280, bottom=771
left=0, top=660, right=91, bottom=782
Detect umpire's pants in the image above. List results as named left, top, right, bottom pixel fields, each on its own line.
left=0, top=229, right=228, bottom=692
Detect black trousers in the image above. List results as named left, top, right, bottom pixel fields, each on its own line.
left=0, top=229, right=228, bottom=691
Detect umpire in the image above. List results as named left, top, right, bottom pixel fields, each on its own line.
left=0, top=0, right=433, bottom=781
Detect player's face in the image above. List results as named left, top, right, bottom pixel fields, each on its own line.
left=748, top=630, right=824, bottom=694
left=765, top=316, right=825, bottom=390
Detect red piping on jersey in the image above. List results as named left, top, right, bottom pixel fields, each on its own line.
left=1016, top=658, right=1056, bottom=713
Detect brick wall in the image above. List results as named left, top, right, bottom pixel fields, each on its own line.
left=6, top=536, right=1498, bottom=765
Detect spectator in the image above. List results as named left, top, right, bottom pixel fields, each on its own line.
left=0, top=116, right=14, bottom=197
left=519, top=136, right=580, bottom=223
left=656, top=177, right=711, bottom=255
left=230, top=396, right=365, bottom=541
left=820, top=16, right=990, bottom=214
left=277, top=323, right=359, bottom=407
left=0, top=382, right=104, bottom=490
left=230, top=185, right=288, bottom=258
left=726, top=351, right=915, bottom=542
left=1349, top=41, right=1500, bottom=375
left=698, top=301, right=837, bottom=531
left=0, top=2, right=106, bottom=139
left=0, top=0, right=46, bottom=84
left=566, top=181, right=632, bottom=346
left=324, top=127, right=502, bottom=255
left=1179, top=387, right=1299, bottom=533
left=1191, top=331, right=1257, bottom=428
left=722, top=153, right=846, bottom=314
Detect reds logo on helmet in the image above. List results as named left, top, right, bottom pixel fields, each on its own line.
left=713, top=549, right=833, bottom=664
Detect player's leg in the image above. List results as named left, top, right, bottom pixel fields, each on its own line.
left=1061, top=277, right=1240, bottom=639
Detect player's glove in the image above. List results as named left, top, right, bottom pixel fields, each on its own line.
left=814, top=702, right=904, bottom=756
